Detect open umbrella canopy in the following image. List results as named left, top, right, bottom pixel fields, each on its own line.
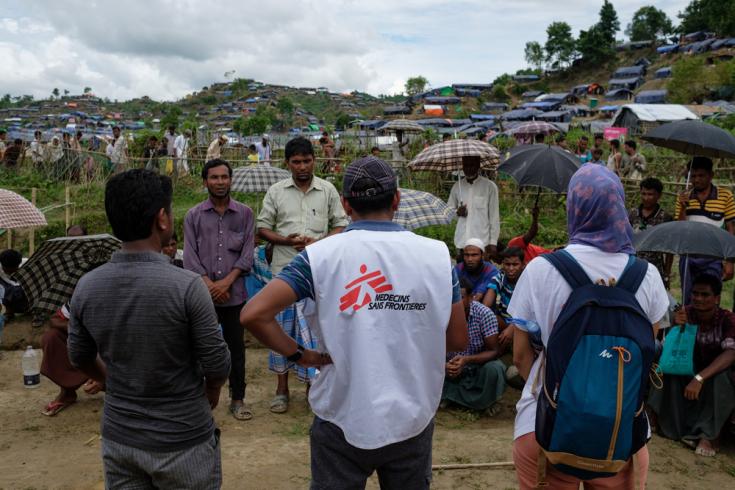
left=0, top=189, right=47, bottom=230
left=641, top=120, right=735, bottom=159
left=498, top=144, right=581, bottom=193
left=394, top=188, right=454, bottom=230
left=408, top=139, right=500, bottom=171
left=380, top=119, right=424, bottom=133
left=506, top=121, right=560, bottom=137
left=633, top=221, right=735, bottom=259
left=231, top=166, right=291, bottom=193
left=15, top=234, right=121, bottom=313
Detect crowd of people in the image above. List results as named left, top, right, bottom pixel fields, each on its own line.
left=1, top=131, right=734, bottom=489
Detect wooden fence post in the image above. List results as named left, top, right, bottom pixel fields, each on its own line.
left=30, top=187, right=37, bottom=255
left=65, top=185, right=71, bottom=230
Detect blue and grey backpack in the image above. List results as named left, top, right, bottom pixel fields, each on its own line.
left=535, top=250, right=655, bottom=480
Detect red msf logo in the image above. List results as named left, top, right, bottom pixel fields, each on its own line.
left=339, top=264, right=393, bottom=312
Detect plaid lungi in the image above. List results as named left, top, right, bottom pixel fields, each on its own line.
left=269, top=299, right=318, bottom=383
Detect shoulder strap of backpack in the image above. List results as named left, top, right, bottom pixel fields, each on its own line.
left=542, top=250, right=592, bottom=290
left=615, top=255, right=648, bottom=294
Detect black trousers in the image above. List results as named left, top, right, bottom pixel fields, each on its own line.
left=215, top=303, right=246, bottom=401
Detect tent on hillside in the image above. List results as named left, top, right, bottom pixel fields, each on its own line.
left=634, top=90, right=667, bottom=104
left=536, top=110, right=572, bottom=123
left=481, top=102, right=509, bottom=113
left=608, top=77, right=644, bottom=91
left=536, top=92, right=578, bottom=104
left=571, top=84, right=590, bottom=96
left=522, top=90, right=544, bottom=100
left=383, top=105, right=412, bottom=115
left=605, top=88, right=634, bottom=101
left=657, top=44, right=679, bottom=54
left=521, top=101, right=561, bottom=112
left=634, top=58, right=651, bottom=67
left=655, top=67, right=672, bottom=79
left=512, top=74, right=540, bottom=83
left=423, top=105, right=445, bottom=116
left=452, top=83, right=493, bottom=92
left=500, top=108, right=541, bottom=121
left=611, top=104, right=698, bottom=135
left=470, top=114, right=496, bottom=121
left=424, top=96, right=461, bottom=105
left=613, top=65, right=646, bottom=78
left=455, top=88, right=481, bottom=97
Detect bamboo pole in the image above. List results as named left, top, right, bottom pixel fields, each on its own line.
left=6, top=229, right=11, bottom=249
left=432, top=462, right=515, bottom=471
left=30, top=188, right=37, bottom=255
left=64, top=186, right=71, bottom=230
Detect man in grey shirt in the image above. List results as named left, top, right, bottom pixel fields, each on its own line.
left=68, top=169, right=230, bottom=489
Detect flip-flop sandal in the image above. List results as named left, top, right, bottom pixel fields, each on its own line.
left=695, top=444, right=716, bottom=457
left=269, top=394, right=289, bottom=414
left=681, top=438, right=697, bottom=450
left=42, top=400, right=75, bottom=417
left=229, top=403, right=253, bottom=421
left=485, top=404, right=502, bottom=417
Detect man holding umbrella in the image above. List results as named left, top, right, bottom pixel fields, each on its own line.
left=448, top=155, right=500, bottom=260
left=677, top=157, right=735, bottom=303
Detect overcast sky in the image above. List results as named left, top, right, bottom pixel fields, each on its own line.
left=2, top=0, right=690, bottom=101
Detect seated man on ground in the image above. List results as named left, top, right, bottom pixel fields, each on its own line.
left=504, top=205, right=551, bottom=264
left=41, top=302, right=104, bottom=416
left=161, top=232, right=183, bottom=268
left=442, top=277, right=505, bottom=414
left=454, top=238, right=498, bottom=302
left=0, top=249, right=29, bottom=321
left=483, top=247, right=525, bottom=352
left=648, top=273, right=735, bottom=457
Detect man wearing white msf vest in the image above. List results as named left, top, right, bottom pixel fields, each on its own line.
left=241, top=156, right=468, bottom=489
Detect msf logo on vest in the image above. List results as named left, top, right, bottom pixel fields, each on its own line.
left=339, top=264, right=393, bottom=312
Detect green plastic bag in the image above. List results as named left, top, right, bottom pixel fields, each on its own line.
left=657, top=323, right=698, bottom=376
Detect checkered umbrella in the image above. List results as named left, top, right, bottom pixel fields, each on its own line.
left=408, top=139, right=500, bottom=171
left=506, top=121, right=560, bottom=138
left=0, top=189, right=47, bottom=229
left=15, top=234, right=121, bottom=314
left=381, top=119, right=424, bottom=133
left=394, top=188, right=454, bottom=230
left=231, top=166, right=291, bottom=193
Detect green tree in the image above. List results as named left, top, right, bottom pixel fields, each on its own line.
left=63, top=89, right=69, bottom=96
left=52, top=87, right=59, bottom=98
left=625, top=6, right=674, bottom=41
left=678, top=0, right=735, bottom=37
left=524, top=41, right=545, bottom=70
left=577, top=26, right=612, bottom=65
left=276, top=96, right=294, bottom=116
left=404, top=76, right=429, bottom=96
left=160, top=106, right=182, bottom=130
left=597, top=0, right=620, bottom=44
left=83, top=86, right=92, bottom=94
left=668, top=56, right=709, bottom=103
left=334, top=111, right=353, bottom=130
left=544, top=22, right=576, bottom=69
left=490, top=85, right=510, bottom=102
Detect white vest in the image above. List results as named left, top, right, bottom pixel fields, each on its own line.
left=306, top=228, right=453, bottom=449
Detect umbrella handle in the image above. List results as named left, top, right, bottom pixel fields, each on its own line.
left=534, top=187, right=541, bottom=207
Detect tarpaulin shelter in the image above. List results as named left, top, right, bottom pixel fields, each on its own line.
left=452, top=83, right=492, bottom=91
left=522, top=90, right=545, bottom=100
left=455, top=88, right=481, bottom=97
left=423, top=105, right=445, bottom=116
left=634, top=90, right=667, bottom=104
left=571, top=84, right=590, bottom=96
left=521, top=101, right=560, bottom=111
left=500, top=109, right=541, bottom=121
left=657, top=44, right=679, bottom=54
left=512, top=74, right=540, bottom=83
left=605, top=89, right=634, bottom=101
left=470, top=114, right=496, bottom=121
left=613, top=65, right=646, bottom=78
left=536, top=111, right=572, bottom=123
left=655, top=67, right=672, bottom=79
left=424, top=96, right=461, bottom=105
left=608, top=77, right=644, bottom=91
left=482, top=102, right=509, bottom=112
left=383, top=105, right=412, bottom=115
left=611, top=104, right=699, bottom=135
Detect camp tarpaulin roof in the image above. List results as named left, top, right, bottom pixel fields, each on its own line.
left=521, top=101, right=560, bottom=111
left=605, top=88, right=634, bottom=100
left=383, top=105, right=412, bottom=115
left=655, top=67, right=672, bottom=79
left=657, top=44, right=679, bottom=54
left=452, top=83, right=493, bottom=91
left=599, top=105, right=620, bottom=112
left=608, top=77, right=643, bottom=90
left=703, top=100, right=735, bottom=114
left=356, top=120, right=387, bottom=129
left=470, top=114, right=496, bottom=121
left=482, top=102, right=509, bottom=111
left=535, top=93, right=571, bottom=103
left=571, top=84, right=590, bottom=95
left=634, top=90, right=668, bottom=104
left=522, top=90, right=544, bottom=98
left=611, top=104, right=699, bottom=128
left=536, top=111, right=572, bottom=122
left=613, top=66, right=645, bottom=78
left=416, top=118, right=454, bottom=127
left=424, top=96, right=461, bottom=105
left=454, top=88, right=481, bottom=97
left=500, top=109, right=541, bottom=121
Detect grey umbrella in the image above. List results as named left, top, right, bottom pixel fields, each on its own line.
left=633, top=221, right=735, bottom=259
left=498, top=144, right=581, bottom=195
left=641, top=120, right=735, bottom=159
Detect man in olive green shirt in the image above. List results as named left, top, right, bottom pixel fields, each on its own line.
left=257, top=137, right=347, bottom=413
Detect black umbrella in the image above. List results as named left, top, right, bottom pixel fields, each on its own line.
left=633, top=221, right=735, bottom=259
left=641, top=120, right=735, bottom=159
left=498, top=144, right=581, bottom=202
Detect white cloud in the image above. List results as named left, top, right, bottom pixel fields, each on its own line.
left=0, top=0, right=691, bottom=101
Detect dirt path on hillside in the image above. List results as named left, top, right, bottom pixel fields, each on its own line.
left=0, top=349, right=733, bottom=489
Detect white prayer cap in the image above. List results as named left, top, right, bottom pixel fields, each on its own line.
left=464, top=238, right=485, bottom=251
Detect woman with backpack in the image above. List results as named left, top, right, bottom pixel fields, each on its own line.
left=508, top=164, right=669, bottom=489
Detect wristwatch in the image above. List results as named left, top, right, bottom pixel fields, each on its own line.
left=694, top=374, right=704, bottom=383
left=286, top=346, right=304, bottom=363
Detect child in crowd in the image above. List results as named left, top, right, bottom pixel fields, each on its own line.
left=483, top=247, right=525, bottom=352
left=161, top=232, right=183, bottom=268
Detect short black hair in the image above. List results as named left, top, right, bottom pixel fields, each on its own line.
left=105, top=169, right=173, bottom=242
left=0, top=249, right=22, bottom=269
left=592, top=148, right=603, bottom=158
left=371, top=146, right=380, bottom=152
left=501, top=246, right=525, bottom=262
left=249, top=144, right=256, bottom=151
left=171, top=231, right=178, bottom=242
left=66, top=224, right=88, bottom=235
left=610, top=139, right=620, bottom=149
left=693, top=273, right=722, bottom=296
left=458, top=276, right=474, bottom=294
left=201, top=158, right=232, bottom=180
left=690, top=156, right=713, bottom=173
left=579, top=135, right=589, bottom=142
left=624, top=139, right=637, bottom=150
left=594, top=134, right=604, bottom=140
left=285, top=137, right=314, bottom=160
left=345, top=179, right=396, bottom=214
left=640, top=177, right=663, bottom=194
left=13, top=138, right=22, bottom=145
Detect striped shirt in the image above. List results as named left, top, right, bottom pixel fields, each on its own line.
left=676, top=185, right=735, bottom=227
left=447, top=301, right=498, bottom=359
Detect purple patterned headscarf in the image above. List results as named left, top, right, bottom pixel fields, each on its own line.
left=567, top=164, right=635, bottom=254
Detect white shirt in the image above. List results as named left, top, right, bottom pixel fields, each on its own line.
left=255, top=141, right=271, bottom=164
left=306, top=229, right=453, bottom=449
left=507, top=244, right=669, bottom=440
left=206, top=139, right=223, bottom=160
left=111, top=136, right=128, bottom=165
left=174, top=135, right=189, bottom=158
left=447, top=176, right=500, bottom=248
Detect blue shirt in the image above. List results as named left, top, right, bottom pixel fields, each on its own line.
left=277, top=220, right=461, bottom=303
left=454, top=261, right=498, bottom=297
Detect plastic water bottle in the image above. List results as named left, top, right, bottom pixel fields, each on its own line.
left=22, top=346, right=40, bottom=389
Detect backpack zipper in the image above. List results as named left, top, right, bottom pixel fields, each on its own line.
left=607, top=346, right=631, bottom=460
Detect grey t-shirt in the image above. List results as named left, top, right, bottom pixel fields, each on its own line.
left=68, top=251, right=230, bottom=451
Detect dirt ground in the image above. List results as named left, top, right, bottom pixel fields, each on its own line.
left=0, top=347, right=733, bottom=490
